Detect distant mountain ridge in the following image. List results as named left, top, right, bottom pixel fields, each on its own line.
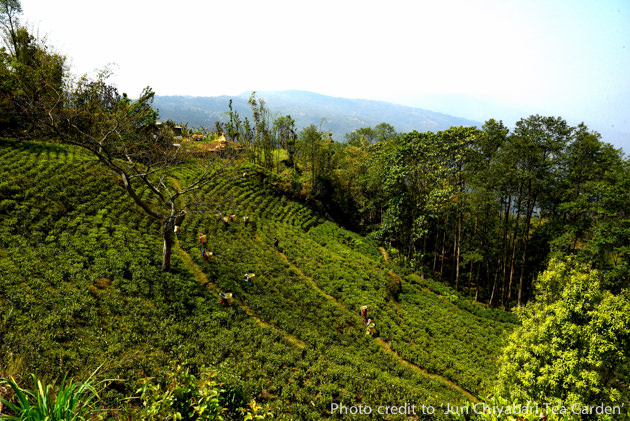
left=153, top=90, right=480, bottom=140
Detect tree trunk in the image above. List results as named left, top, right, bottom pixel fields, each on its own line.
left=517, top=188, right=537, bottom=307
left=489, top=260, right=498, bottom=307
left=433, top=217, right=440, bottom=272
left=467, top=216, right=478, bottom=294
left=474, top=263, right=481, bottom=301
left=505, top=214, right=520, bottom=309
left=162, top=219, right=173, bottom=272
left=440, top=214, right=448, bottom=276
left=517, top=238, right=529, bottom=307
left=497, top=193, right=511, bottom=308
left=455, top=212, right=461, bottom=290
left=505, top=184, right=524, bottom=309
left=421, top=235, right=427, bottom=278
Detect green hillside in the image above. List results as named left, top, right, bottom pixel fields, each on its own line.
left=0, top=138, right=516, bottom=419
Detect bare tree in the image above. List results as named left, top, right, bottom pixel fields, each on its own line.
left=42, top=72, right=239, bottom=272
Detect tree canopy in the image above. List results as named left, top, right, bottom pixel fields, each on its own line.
left=498, top=257, right=630, bottom=408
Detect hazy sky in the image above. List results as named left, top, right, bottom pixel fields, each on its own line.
left=19, top=0, right=630, bottom=143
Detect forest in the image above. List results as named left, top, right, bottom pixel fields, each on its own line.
left=1, top=0, right=629, bottom=419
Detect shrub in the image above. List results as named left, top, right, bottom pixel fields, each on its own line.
left=0, top=372, right=103, bottom=421
left=137, top=365, right=224, bottom=420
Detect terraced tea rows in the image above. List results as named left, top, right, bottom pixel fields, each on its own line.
left=174, top=157, right=516, bottom=396
left=0, top=139, right=517, bottom=419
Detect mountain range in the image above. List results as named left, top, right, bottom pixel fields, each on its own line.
left=153, top=90, right=480, bottom=141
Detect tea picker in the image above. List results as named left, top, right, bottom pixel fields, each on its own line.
left=365, top=319, right=377, bottom=336
left=200, top=249, right=213, bottom=262
left=218, top=292, right=233, bottom=307
left=361, top=305, right=369, bottom=325
left=244, top=273, right=255, bottom=286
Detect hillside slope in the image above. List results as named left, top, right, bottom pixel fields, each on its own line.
left=0, top=139, right=516, bottom=419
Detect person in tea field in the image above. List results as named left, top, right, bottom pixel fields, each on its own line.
left=200, top=249, right=212, bottom=262
left=218, top=292, right=232, bottom=307
left=243, top=216, right=250, bottom=226
left=229, top=214, right=236, bottom=222
left=273, top=238, right=279, bottom=250
left=244, top=273, right=254, bottom=286
left=361, top=305, right=369, bottom=325
left=365, top=319, right=377, bottom=336
left=199, top=233, right=208, bottom=247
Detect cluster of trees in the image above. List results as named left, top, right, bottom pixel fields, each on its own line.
left=214, top=105, right=629, bottom=313
left=219, top=92, right=339, bottom=197
left=323, top=118, right=629, bottom=310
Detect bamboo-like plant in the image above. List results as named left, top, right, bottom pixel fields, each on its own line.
left=0, top=373, right=102, bottom=421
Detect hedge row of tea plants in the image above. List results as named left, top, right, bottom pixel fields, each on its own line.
left=171, top=156, right=517, bottom=396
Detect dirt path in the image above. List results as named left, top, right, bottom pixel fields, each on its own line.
left=275, top=248, right=348, bottom=314
left=374, top=338, right=477, bottom=401
left=378, top=247, right=389, bottom=263
left=175, top=243, right=306, bottom=349
left=267, top=242, right=477, bottom=401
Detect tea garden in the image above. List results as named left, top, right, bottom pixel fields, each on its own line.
left=0, top=138, right=517, bottom=419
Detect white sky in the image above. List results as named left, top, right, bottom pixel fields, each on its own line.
left=18, top=0, right=630, bottom=137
